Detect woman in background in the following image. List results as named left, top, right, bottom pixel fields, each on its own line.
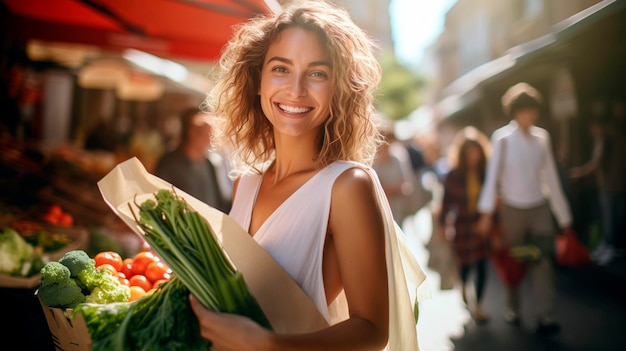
left=437, top=126, right=492, bottom=323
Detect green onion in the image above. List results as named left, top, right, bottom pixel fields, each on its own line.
left=130, top=188, right=272, bottom=329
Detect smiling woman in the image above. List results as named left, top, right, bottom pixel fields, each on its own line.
left=189, top=1, right=429, bottom=350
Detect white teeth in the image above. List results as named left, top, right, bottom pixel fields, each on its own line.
left=278, top=104, right=311, bottom=114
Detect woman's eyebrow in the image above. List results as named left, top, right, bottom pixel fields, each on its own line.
left=266, top=56, right=331, bottom=68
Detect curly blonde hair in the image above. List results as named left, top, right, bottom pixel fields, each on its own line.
left=202, top=0, right=383, bottom=176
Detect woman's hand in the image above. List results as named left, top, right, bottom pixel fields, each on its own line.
left=189, top=294, right=274, bottom=351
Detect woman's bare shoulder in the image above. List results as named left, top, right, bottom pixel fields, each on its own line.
left=332, top=165, right=376, bottom=198
left=330, top=166, right=381, bottom=226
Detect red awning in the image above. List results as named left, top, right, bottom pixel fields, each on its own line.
left=1, top=0, right=280, bottom=62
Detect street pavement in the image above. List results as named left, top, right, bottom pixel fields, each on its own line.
left=404, top=208, right=626, bottom=351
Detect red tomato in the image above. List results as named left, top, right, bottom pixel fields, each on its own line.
left=129, top=274, right=152, bottom=292
left=132, top=251, right=159, bottom=277
left=121, top=258, right=134, bottom=278
left=58, top=213, right=74, bottom=227
left=145, top=261, right=172, bottom=283
left=43, top=213, right=59, bottom=225
left=47, top=205, right=63, bottom=218
left=94, top=251, right=123, bottom=272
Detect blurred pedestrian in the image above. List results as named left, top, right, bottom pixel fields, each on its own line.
left=476, top=82, right=573, bottom=337
left=372, top=117, right=415, bottom=223
left=570, top=116, right=626, bottom=264
left=437, top=126, right=492, bottom=323
left=154, top=107, right=231, bottom=213
left=406, top=135, right=427, bottom=174
left=404, top=135, right=433, bottom=217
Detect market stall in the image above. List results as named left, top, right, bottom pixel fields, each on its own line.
left=0, top=2, right=282, bottom=349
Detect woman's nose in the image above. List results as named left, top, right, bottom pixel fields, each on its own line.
left=287, top=76, right=307, bottom=97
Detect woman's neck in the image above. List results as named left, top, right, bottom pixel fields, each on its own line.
left=269, top=134, right=319, bottom=183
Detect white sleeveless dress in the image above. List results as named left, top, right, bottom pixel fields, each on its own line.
left=229, top=161, right=429, bottom=350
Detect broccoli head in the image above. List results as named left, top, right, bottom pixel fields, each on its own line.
left=38, top=277, right=86, bottom=309
left=58, top=250, right=95, bottom=277
left=80, top=266, right=131, bottom=304
left=39, top=261, right=72, bottom=287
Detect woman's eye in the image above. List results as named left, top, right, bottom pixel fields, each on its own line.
left=272, top=66, right=288, bottom=73
left=310, top=71, right=328, bottom=79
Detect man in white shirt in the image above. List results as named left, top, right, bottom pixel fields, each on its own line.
left=477, top=82, right=574, bottom=337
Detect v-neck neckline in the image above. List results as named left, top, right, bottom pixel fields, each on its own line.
left=248, top=165, right=329, bottom=237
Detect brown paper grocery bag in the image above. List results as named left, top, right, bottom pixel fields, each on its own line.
left=97, top=157, right=328, bottom=334
left=38, top=296, right=92, bottom=351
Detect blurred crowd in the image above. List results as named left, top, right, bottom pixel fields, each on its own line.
left=373, top=82, right=626, bottom=335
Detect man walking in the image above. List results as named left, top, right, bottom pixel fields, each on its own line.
left=477, top=82, right=574, bottom=337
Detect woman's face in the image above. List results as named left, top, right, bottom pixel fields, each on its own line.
left=464, top=143, right=482, bottom=168
left=258, top=26, right=332, bottom=139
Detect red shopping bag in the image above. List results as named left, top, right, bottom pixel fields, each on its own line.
left=555, top=231, right=591, bottom=267
left=492, top=248, right=528, bottom=287
left=491, top=224, right=528, bottom=287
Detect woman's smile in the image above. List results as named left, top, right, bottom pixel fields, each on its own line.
left=277, top=103, right=313, bottom=115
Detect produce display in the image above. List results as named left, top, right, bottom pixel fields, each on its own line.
left=94, top=250, right=171, bottom=301
left=36, top=189, right=271, bottom=350
left=0, top=227, right=44, bottom=277
left=38, top=250, right=131, bottom=309
left=11, top=220, right=75, bottom=253
left=0, top=216, right=88, bottom=288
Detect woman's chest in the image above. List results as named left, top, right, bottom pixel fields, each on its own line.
left=249, top=170, right=318, bottom=235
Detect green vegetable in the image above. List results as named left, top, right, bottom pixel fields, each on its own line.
left=38, top=261, right=86, bottom=309
left=39, top=261, right=72, bottom=287
left=38, top=275, right=86, bottom=309
left=58, top=249, right=94, bottom=277
left=72, top=301, right=130, bottom=343
left=73, top=276, right=210, bottom=351
left=83, top=269, right=131, bottom=304
left=38, top=250, right=130, bottom=308
left=0, top=227, right=43, bottom=276
left=131, top=189, right=271, bottom=329
left=22, top=231, right=72, bottom=252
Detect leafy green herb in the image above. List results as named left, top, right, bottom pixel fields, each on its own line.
left=74, top=276, right=209, bottom=351
left=131, top=189, right=271, bottom=328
